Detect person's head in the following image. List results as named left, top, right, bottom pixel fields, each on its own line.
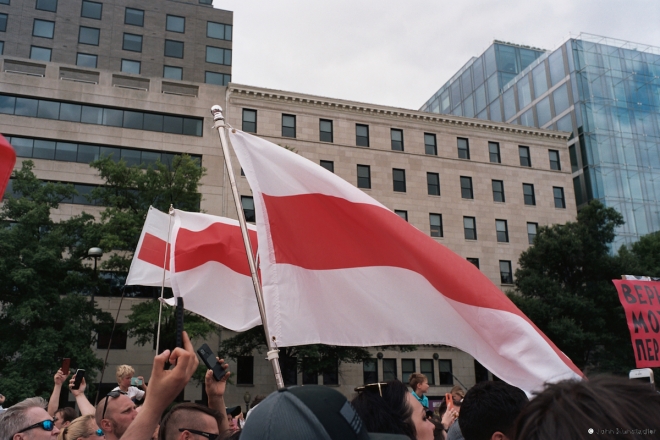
left=513, top=375, right=660, bottom=440
left=115, top=366, right=134, bottom=388
left=459, top=381, right=528, bottom=440
left=57, top=415, right=104, bottom=440
left=408, top=374, right=429, bottom=396
left=54, top=408, right=77, bottom=430
left=0, top=397, right=60, bottom=440
left=225, top=407, right=241, bottom=431
left=158, top=403, right=221, bottom=440
left=352, top=380, right=434, bottom=440
left=241, top=385, right=409, bottom=440
left=95, top=392, right=137, bottom=440
left=450, top=385, right=465, bottom=404
left=249, top=395, right=266, bottom=410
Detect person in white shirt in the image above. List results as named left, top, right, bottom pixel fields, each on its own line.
left=112, top=365, right=147, bottom=402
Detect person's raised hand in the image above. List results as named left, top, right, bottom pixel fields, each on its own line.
left=205, top=358, right=230, bottom=399
left=69, top=376, right=86, bottom=397
left=54, top=369, right=67, bottom=386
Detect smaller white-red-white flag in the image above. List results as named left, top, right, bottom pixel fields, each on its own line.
left=168, top=210, right=262, bottom=332
left=126, top=206, right=173, bottom=287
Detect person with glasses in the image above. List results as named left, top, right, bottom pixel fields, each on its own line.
left=56, top=415, right=104, bottom=440
left=0, top=397, right=60, bottom=440
left=94, top=391, right=137, bottom=440
left=158, top=403, right=222, bottom=440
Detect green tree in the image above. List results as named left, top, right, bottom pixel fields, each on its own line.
left=618, top=231, right=660, bottom=278
left=0, top=161, right=111, bottom=404
left=508, top=200, right=633, bottom=374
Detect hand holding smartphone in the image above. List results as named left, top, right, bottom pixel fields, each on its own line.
left=197, top=343, right=227, bottom=381
left=72, top=369, right=85, bottom=390
left=130, top=377, right=143, bottom=387
left=61, top=358, right=70, bottom=376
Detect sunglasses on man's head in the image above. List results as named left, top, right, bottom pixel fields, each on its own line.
left=354, top=382, right=389, bottom=397
left=179, top=429, right=219, bottom=440
left=17, top=420, right=55, bottom=434
left=101, top=390, right=128, bottom=420
left=84, top=429, right=104, bottom=437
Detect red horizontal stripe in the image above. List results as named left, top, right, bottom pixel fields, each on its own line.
left=137, top=233, right=170, bottom=270
left=175, top=223, right=257, bottom=276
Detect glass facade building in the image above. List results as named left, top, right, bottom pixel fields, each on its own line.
left=421, top=34, right=660, bottom=249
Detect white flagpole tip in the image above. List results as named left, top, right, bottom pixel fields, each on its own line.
left=211, top=105, right=224, bottom=121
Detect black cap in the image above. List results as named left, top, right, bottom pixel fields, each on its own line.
left=226, top=405, right=242, bottom=417
left=241, top=386, right=408, bottom=440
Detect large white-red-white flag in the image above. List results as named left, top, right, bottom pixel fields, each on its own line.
left=229, top=129, right=583, bottom=393
left=126, top=207, right=261, bottom=332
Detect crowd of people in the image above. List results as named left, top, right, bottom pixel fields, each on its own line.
left=0, top=333, right=658, bottom=440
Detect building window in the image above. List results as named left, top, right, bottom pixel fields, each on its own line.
left=356, top=124, right=369, bottom=147
left=395, top=210, right=408, bottom=221
left=97, top=323, right=127, bottom=349
left=163, top=66, right=182, bottom=80
left=460, top=176, right=473, bottom=199
left=401, top=359, right=415, bottom=383
left=467, top=258, right=479, bottom=268
left=29, top=46, right=51, bottom=61
left=79, top=26, right=99, bottom=45
left=33, top=19, right=54, bottom=38
left=166, top=15, right=185, bottom=33
left=527, top=222, right=538, bottom=244
left=424, top=133, right=437, bottom=155
left=36, top=0, right=57, bottom=12
left=500, top=260, right=513, bottom=284
left=492, top=180, right=505, bottom=202
left=281, top=355, right=297, bottom=386
left=282, top=114, right=296, bottom=138
left=199, top=0, right=212, bottom=4
left=553, top=187, right=566, bottom=208
left=391, top=128, right=404, bottom=151
left=205, top=71, right=230, bottom=86
left=164, top=40, right=184, bottom=58
left=420, top=359, right=435, bottom=385
left=121, top=59, right=140, bottom=74
left=489, top=142, right=501, bottom=163
left=320, top=160, right=334, bottom=173
left=81, top=1, right=102, bottom=19
left=496, top=219, right=509, bottom=243
left=439, top=360, right=453, bottom=385
left=207, top=21, right=232, bottom=40
left=322, top=361, right=339, bottom=386
left=519, top=146, right=531, bottom=167
left=0, top=41, right=3, bottom=55
left=458, top=137, right=470, bottom=159
left=301, top=359, right=318, bottom=385
left=357, top=165, right=371, bottom=189
left=464, top=217, right=477, bottom=240
left=363, top=360, right=378, bottom=384
left=523, top=183, right=536, bottom=205
left=241, top=196, right=255, bottom=223
left=383, top=359, right=397, bottom=382
left=430, top=213, right=443, bottom=238
left=76, top=53, right=97, bottom=68
left=206, top=46, right=231, bottom=65
left=236, top=356, right=254, bottom=385
left=122, top=33, right=142, bottom=52
left=426, top=172, right=440, bottom=196
left=549, top=150, right=561, bottom=170
left=124, top=8, right=144, bottom=26
left=393, top=168, right=406, bottom=192
left=319, top=119, right=333, bottom=142
left=242, top=109, right=256, bottom=133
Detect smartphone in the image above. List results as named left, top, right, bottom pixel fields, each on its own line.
left=176, top=297, right=184, bottom=349
left=130, top=377, right=143, bottom=387
left=197, top=343, right=227, bottom=381
left=72, top=369, right=85, bottom=390
left=629, top=368, right=655, bottom=387
left=61, top=358, right=70, bottom=376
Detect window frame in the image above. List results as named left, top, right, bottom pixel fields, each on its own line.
left=427, top=172, right=440, bottom=196
left=460, top=176, right=473, bottom=199
left=401, top=359, right=416, bottom=383
left=76, top=53, right=97, bottom=68
left=424, top=133, right=437, bottom=155
left=395, top=210, right=408, bottom=221
left=527, top=222, right=538, bottom=244
left=166, top=15, right=185, bottom=33
left=78, top=26, right=100, bottom=46
left=163, top=65, right=183, bottom=80
left=206, top=21, right=232, bottom=40
left=523, top=183, right=536, bottom=206
left=120, top=59, right=141, bottom=75
left=467, top=258, right=479, bottom=268
left=32, top=19, right=55, bottom=39
left=553, top=186, right=566, bottom=208
left=391, top=128, right=404, bottom=151
left=420, top=359, right=435, bottom=385
left=81, top=0, right=102, bottom=20
left=29, top=45, right=51, bottom=61
left=393, top=168, right=406, bottom=192
left=464, top=216, right=477, bottom=240
left=356, top=124, right=369, bottom=147
left=282, top=114, right=296, bottom=138
left=382, top=359, right=397, bottom=382
left=492, top=179, right=505, bottom=203
left=35, top=0, right=57, bottom=12
left=363, top=359, right=378, bottom=384
left=496, top=219, right=509, bottom=243
left=430, top=213, right=443, bottom=238
left=549, top=149, right=561, bottom=170
left=241, top=196, right=255, bottom=223
left=489, top=141, right=501, bottom=163
left=500, top=260, right=513, bottom=284
left=122, top=33, right=143, bottom=52
left=204, top=71, right=230, bottom=86
left=319, top=119, right=333, bottom=143
left=164, top=39, right=184, bottom=58
left=319, top=160, right=334, bottom=173
left=519, top=145, right=531, bottom=167
left=357, top=164, right=371, bottom=189
left=124, top=7, right=144, bottom=27
left=439, top=360, right=453, bottom=386
left=458, top=137, right=470, bottom=159
left=205, top=46, right=231, bottom=65
left=242, top=109, right=257, bottom=133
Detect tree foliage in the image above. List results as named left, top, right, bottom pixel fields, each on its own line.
left=509, top=200, right=634, bottom=374
left=0, top=161, right=111, bottom=404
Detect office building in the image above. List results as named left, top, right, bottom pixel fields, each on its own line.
left=421, top=34, right=660, bottom=249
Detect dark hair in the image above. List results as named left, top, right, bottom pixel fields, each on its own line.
left=351, top=380, right=416, bottom=440
left=408, top=373, right=427, bottom=393
left=56, top=407, right=78, bottom=424
left=159, top=403, right=222, bottom=440
left=459, top=381, right=528, bottom=440
left=513, top=375, right=660, bottom=440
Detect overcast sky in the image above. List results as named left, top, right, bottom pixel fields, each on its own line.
left=216, top=0, right=660, bottom=110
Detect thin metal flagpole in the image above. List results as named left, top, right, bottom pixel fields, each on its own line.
left=155, top=205, right=175, bottom=354
left=211, top=105, right=285, bottom=390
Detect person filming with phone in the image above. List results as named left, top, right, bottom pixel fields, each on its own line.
left=113, top=365, right=147, bottom=402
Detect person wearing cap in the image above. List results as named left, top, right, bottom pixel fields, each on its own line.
left=240, top=385, right=409, bottom=440
left=225, top=406, right=242, bottom=432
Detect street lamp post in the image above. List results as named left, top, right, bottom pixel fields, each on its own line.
left=88, top=247, right=103, bottom=307
left=243, top=391, right=251, bottom=413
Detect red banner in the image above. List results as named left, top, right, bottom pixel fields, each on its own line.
left=0, top=135, right=16, bottom=199
left=613, top=279, right=660, bottom=368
